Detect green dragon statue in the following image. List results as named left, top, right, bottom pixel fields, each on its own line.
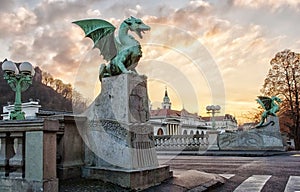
left=73, top=16, right=150, bottom=81
left=256, top=96, right=282, bottom=127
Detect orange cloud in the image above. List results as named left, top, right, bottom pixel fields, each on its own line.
left=1, top=0, right=300, bottom=124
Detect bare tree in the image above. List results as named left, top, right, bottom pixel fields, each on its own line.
left=42, top=72, right=54, bottom=86
left=261, top=49, right=300, bottom=149
left=61, top=83, right=73, bottom=99
left=52, top=79, right=64, bottom=93
left=72, top=89, right=89, bottom=114
left=241, top=107, right=262, bottom=124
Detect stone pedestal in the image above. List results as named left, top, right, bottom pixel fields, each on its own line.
left=82, top=73, right=171, bottom=190
left=218, top=117, right=284, bottom=151
left=207, top=130, right=220, bottom=150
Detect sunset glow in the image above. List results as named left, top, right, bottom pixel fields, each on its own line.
left=1, top=0, right=300, bottom=124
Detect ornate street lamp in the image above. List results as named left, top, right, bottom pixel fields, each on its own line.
left=2, top=60, right=35, bottom=120
left=206, top=105, right=221, bottom=129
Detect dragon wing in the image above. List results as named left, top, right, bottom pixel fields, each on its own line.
left=72, top=19, right=117, bottom=62
left=256, top=96, right=272, bottom=111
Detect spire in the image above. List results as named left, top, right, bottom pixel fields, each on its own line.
left=162, top=86, right=171, bottom=109
left=164, top=86, right=168, bottom=97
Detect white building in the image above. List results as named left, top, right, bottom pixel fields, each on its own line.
left=2, top=100, right=41, bottom=120
left=1, top=100, right=71, bottom=120
left=201, top=114, right=238, bottom=132
left=150, top=88, right=238, bottom=135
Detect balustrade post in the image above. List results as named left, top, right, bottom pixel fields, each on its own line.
left=5, top=133, right=15, bottom=177
left=154, top=134, right=212, bottom=151
left=9, top=132, right=24, bottom=178
left=195, top=136, right=200, bottom=146
left=0, top=133, right=7, bottom=177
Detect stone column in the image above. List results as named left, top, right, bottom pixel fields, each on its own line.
left=25, top=119, right=59, bottom=192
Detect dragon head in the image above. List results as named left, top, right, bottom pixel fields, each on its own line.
left=272, top=96, right=282, bottom=103
left=124, top=16, right=150, bottom=39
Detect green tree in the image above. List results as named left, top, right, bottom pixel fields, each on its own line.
left=261, top=49, right=300, bottom=149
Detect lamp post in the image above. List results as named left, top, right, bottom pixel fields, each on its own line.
left=206, top=105, right=221, bottom=129
left=2, top=60, right=35, bottom=120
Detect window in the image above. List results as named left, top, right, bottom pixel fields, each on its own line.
left=157, top=128, right=164, bottom=135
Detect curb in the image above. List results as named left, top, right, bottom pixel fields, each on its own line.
left=156, top=150, right=288, bottom=157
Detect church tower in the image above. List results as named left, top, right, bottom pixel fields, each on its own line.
left=162, top=87, right=171, bottom=109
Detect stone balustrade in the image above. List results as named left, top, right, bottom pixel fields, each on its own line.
left=154, top=134, right=209, bottom=151
left=0, top=131, right=24, bottom=178
left=0, top=119, right=59, bottom=192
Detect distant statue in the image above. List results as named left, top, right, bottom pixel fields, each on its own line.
left=73, top=16, right=150, bottom=81
left=256, top=96, right=282, bottom=127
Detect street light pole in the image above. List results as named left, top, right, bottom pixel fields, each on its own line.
left=206, top=105, right=221, bottom=129
left=2, top=60, right=35, bottom=120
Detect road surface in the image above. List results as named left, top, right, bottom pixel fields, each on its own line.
left=157, top=152, right=300, bottom=192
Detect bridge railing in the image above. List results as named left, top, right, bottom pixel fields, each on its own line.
left=154, top=134, right=209, bottom=151
left=0, top=119, right=59, bottom=192
left=0, top=131, right=25, bottom=178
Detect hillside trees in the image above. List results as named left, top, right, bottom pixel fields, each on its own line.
left=0, top=61, right=88, bottom=114
left=41, top=71, right=88, bottom=113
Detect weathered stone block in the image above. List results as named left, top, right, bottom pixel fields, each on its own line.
left=82, top=165, right=171, bottom=190
left=218, top=117, right=284, bottom=151
left=81, top=73, right=171, bottom=189
left=84, top=73, right=158, bottom=169
left=26, top=131, right=43, bottom=181
left=56, top=115, right=85, bottom=180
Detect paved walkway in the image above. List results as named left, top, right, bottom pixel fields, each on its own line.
left=59, top=178, right=128, bottom=192
left=60, top=173, right=300, bottom=192
left=59, top=151, right=300, bottom=191
left=59, top=170, right=225, bottom=192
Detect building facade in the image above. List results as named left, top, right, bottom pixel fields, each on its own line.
left=202, top=114, right=238, bottom=132
left=150, top=88, right=238, bottom=136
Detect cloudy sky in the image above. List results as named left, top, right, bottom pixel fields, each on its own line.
left=1, top=0, right=300, bottom=123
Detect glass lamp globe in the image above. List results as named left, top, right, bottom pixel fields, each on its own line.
left=19, top=62, right=33, bottom=75
left=2, top=61, right=19, bottom=75
left=2, top=60, right=18, bottom=74
left=206, top=105, right=212, bottom=111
